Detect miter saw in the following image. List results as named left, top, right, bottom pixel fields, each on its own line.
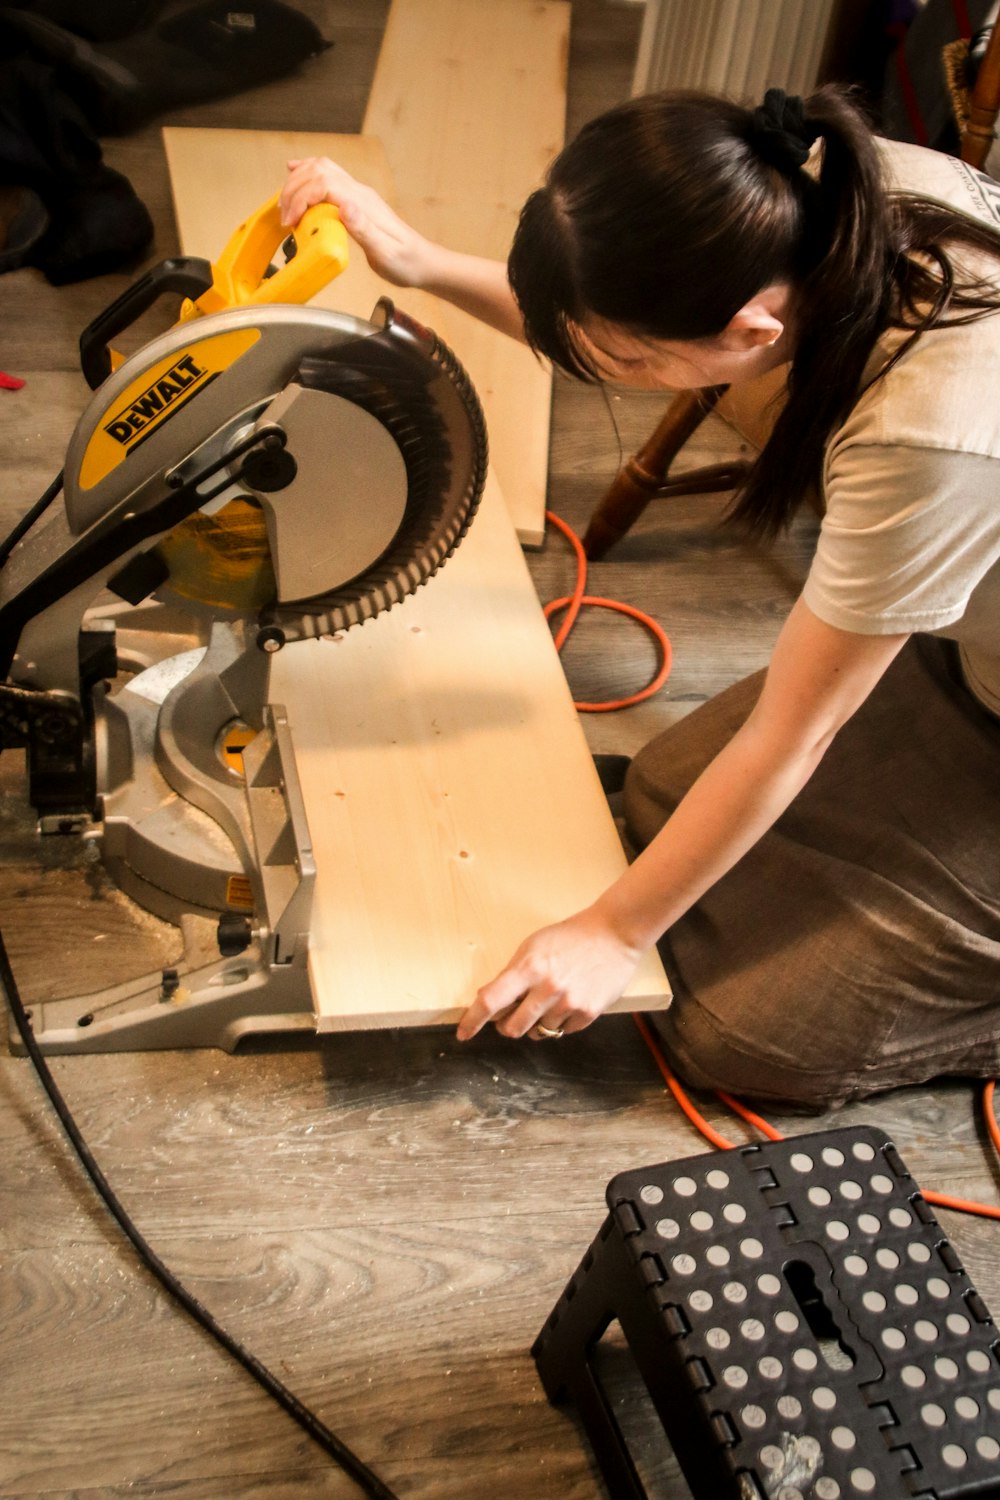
left=0, top=194, right=488, bottom=1054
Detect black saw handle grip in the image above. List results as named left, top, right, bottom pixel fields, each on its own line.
left=79, top=256, right=214, bottom=390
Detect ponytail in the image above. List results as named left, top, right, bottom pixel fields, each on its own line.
left=730, top=85, right=893, bottom=535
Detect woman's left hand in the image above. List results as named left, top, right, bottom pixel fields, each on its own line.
left=456, top=906, right=644, bottom=1042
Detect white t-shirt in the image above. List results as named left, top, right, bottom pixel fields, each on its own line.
left=802, top=138, right=1000, bottom=715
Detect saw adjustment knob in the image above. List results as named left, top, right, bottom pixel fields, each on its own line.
left=241, top=438, right=297, bottom=493
left=256, top=625, right=286, bottom=653
left=217, top=912, right=253, bottom=957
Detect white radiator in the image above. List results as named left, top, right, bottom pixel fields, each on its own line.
left=633, top=0, right=840, bottom=101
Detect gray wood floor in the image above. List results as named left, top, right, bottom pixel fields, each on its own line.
left=1, top=4, right=998, bottom=1498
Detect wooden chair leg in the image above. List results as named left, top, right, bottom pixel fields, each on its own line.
left=582, top=385, right=731, bottom=560
left=962, top=19, right=1000, bottom=170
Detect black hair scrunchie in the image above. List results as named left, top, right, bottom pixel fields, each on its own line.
left=749, top=87, right=820, bottom=174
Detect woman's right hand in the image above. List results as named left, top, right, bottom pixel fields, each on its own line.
left=279, top=157, right=430, bottom=289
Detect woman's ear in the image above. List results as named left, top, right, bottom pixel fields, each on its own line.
left=718, top=286, right=788, bottom=350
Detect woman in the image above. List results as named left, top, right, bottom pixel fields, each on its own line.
left=280, top=87, right=1000, bottom=1108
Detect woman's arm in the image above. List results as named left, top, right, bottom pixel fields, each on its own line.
left=457, top=597, right=911, bottom=1040
left=279, top=157, right=526, bottom=342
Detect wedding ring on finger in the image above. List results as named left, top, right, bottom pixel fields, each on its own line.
left=531, top=1021, right=565, bottom=1040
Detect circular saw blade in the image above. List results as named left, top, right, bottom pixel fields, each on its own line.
left=258, top=301, right=489, bottom=643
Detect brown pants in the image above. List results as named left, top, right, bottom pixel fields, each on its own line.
left=623, top=638, right=1000, bottom=1110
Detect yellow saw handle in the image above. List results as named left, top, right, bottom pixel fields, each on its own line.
left=177, top=192, right=350, bottom=321
left=81, top=195, right=350, bottom=387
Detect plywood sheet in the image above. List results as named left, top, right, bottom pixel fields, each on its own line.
left=363, top=0, right=567, bottom=256
left=363, top=0, right=571, bottom=547
left=164, top=127, right=670, bottom=1030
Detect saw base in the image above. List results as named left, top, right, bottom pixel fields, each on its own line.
left=10, top=915, right=316, bottom=1055
left=9, top=606, right=320, bottom=1055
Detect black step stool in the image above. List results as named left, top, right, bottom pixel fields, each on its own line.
left=533, top=1125, right=1000, bottom=1500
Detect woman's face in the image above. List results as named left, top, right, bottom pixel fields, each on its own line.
left=578, top=300, right=793, bottom=391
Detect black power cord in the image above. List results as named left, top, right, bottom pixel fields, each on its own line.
left=0, top=469, right=63, bottom=570
left=1, top=931, right=401, bottom=1499
left=0, top=477, right=402, bottom=1500
left=1, top=902, right=402, bottom=1498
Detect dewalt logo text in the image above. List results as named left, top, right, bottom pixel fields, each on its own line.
left=104, top=353, right=207, bottom=445
left=80, top=326, right=260, bottom=491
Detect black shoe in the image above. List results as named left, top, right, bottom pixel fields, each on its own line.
left=592, top=753, right=632, bottom=797
left=0, top=184, right=49, bottom=273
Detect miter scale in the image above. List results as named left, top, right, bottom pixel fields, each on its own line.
left=0, top=194, right=487, bottom=1053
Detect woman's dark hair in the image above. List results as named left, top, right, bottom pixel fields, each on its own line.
left=508, top=86, right=1000, bottom=537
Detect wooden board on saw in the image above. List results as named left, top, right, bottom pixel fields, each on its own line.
left=271, top=478, right=670, bottom=1029
left=164, top=129, right=670, bottom=1030
left=363, top=0, right=570, bottom=547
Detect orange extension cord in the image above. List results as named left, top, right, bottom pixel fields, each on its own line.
left=636, top=1014, right=1000, bottom=1222
left=542, top=511, right=1000, bottom=1222
left=544, top=509, right=672, bottom=711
